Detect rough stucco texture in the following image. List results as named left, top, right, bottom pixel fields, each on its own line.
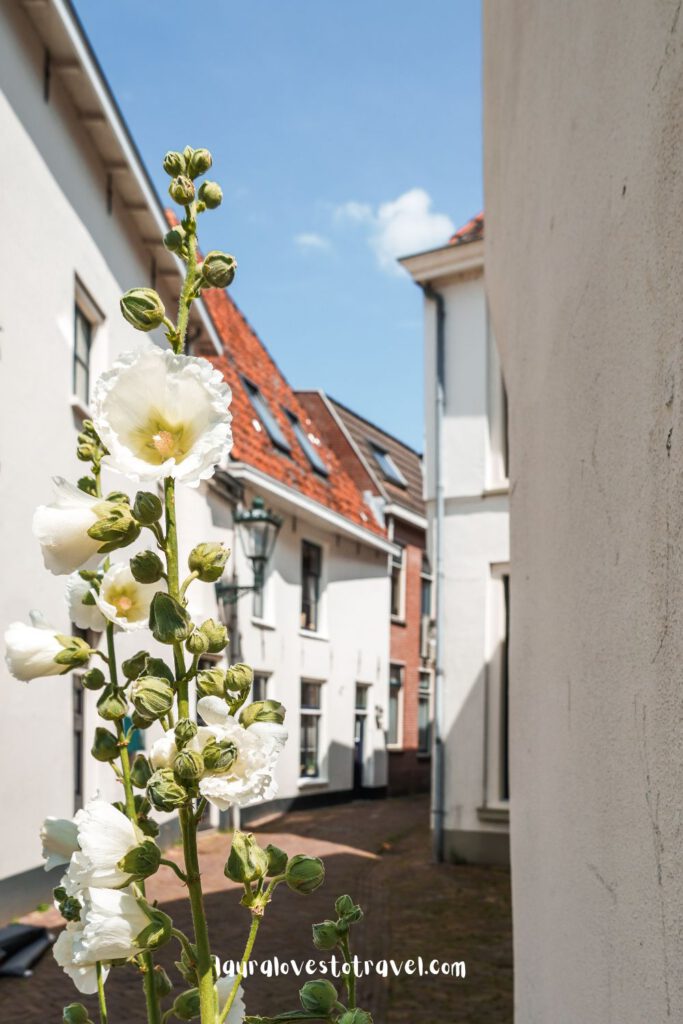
left=484, top=1, right=683, bottom=1021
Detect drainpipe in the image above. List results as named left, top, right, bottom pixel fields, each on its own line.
left=421, top=282, right=446, bottom=863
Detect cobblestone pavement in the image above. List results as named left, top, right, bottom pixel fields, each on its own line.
left=1, top=795, right=512, bottom=1023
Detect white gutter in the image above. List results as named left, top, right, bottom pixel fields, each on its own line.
left=227, top=463, right=399, bottom=556
left=44, top=0, right=223, bottom=355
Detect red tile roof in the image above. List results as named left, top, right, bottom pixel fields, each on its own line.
left=197, top=286, right=385, bottom=537
left=450, top=212, right=484, bottom=246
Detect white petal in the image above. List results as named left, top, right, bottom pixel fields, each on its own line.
left=66, top=573, right=106, bottom=632
left=78, top=887, right=149, bottom=962
left=32, top=478, right=103, bottom=575
left=4, top=621, right=64, bottom=681
left=216, top=975, right=246, bottom=1024
left=40, top=817, right=79, bottom=871
left=53, top=924, right=109, bottom=994
left=64, top=801, right=141, bottom=892
left=92, top=346, right=232, bottom=487
left=149, top=733, right=178, bottom=770
left=197, top=695, right=232, bottom=726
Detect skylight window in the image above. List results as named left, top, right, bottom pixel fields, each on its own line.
left=285, top=409, right=329, bottom=476
left=242, top=377, right=291, bottom=453
left=370, top=443, right=407, bottom=487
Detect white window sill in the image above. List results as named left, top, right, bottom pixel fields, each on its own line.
left=251, top=617, right=276, bottom=631
left=482, top=483, right=509, bottom=497
left=70, top=395, right=91, bottom=420
left=477, top=804, right=510, bottom=825
left=391, top=615, right=406, bottom=626
left=299, top=629, right=329, bottom=642
left=298, top=777, right=329, bottom=789
left=386, top=744, right=404, bottom=753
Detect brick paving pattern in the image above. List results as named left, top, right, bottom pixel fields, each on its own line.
left=1, top=795, right=512, bottom=1023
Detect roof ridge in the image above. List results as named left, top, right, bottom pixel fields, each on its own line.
left=325, top=394, right=423, bottom=457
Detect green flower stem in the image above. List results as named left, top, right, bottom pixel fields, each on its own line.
left=180, top=570, right=199, bottom=599
left=161, top=858, right=188, bottom=883
left=96, top=961, right=108, bottom=1024
left=339, top=936, right=356, bottom=1010
left=106, top=623, right=161, bottom=1024
left=218, top=915, right=261, bottom=1024
left=163, top=476, right=190, bottom=719
left=180, top=806, right=216, bottom=1024
left=176, top=207, right=198, bottom=353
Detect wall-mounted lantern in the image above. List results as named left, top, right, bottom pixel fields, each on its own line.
left=215, top=496, right=283, bottom=610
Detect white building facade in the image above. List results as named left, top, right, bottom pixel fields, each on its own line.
left=401, top=218, right=511, bottom=864
left=0, top=0, right=391, bottom=921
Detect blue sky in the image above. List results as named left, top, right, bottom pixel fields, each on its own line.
left=74, top=1, right=482, bottom=451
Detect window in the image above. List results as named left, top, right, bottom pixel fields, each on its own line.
left=485, top=566, right=510, bottom=806
left=73, top=677, right=84, bottom=811
left=370, top=443, right=407, bottom=487
left=301, top=540, right=322, bottom=631
left=390, top=545, right=405, bottom=619
left=252, top=673, right=268, bottom=703
left=418, top=671, right=432, bottom=755
left=420, top=554, right=434, bottom=658
left=355, top=683, right=370, bottom=710
left=284, top=409, right=328, bottom=476
left=300, top=680, right=323, bottom=778
left=73, top=305, right=93, bottom=406
left=388, top=664, right=403, bottom=746
left=242, top=377, right=291, bottom=452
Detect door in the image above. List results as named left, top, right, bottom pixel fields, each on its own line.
left=353, top=713, right=365, bottom=792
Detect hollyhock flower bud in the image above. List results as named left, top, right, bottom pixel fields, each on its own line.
left=95, top=563, right=159, bottom=631
left=198, top=618, right=229, bottom=653
left=171, top=989, right=200, bottom=1021
left=186, top=629, right=209, bottom=655
left=62, top=1004, right=93, bottom=1024
left=120, top=287, right=166, bottom=332
left=335, top=894, right=363, bottom=923
left=173, top=749, right=204, bottom=783
left=240, top=698, right=285, bottom=726
left=4, top=618, right=69, bottom=682
left=202, top=738, right=237, bottom=773
left=187, top=148, right=212, bottom=178
left=149, top=592, right=192, bottom=644
left=33, top=478, right=111, bottom=575
left=82, top=667, right=106, bottom=690
left=265, top=843, right=288, bottom=876
left=200, top=251, right=237, bottom=289
left=175, top=718, right=198, bottom=748
left=225, top=663, right=253, bottom=695
left=130, top=754, right=153, bottom=789
left=338, top=1011, right=373, bottom=1024
left=163, top=151, right=186, bottom=176
left=122, top=649, right=148, bottom=680
left=91, top=345, right=232, bottom=487
left=196, top=667, right=226, bottom=698
left=198, top=180, right=222, bottom=209
left=188, top=542, right=230, bottom=582
left=164, top=224, right=187, bottom=253
left=66, top=572, right=106, bottom=632
left=130, top=676, right=175, bottom=721
left=87, top=504, right=141, bottom=554
left=118, top=839, right=162, bottom=881
left=225, top=830, right=269, bottom=884
left=130, top=550, right=165, bottom=584
left=40, top=816, right=79, bottom=871
left=169, top=175, right=195, bottom=205
left=299, top=979, right=338, bottom=1014
left=96, top=684, right=128, bottom=721
left=147, top=768, right=188, bottom=812
left=285, top=855, right=325, bottom=895
left=133, top=491, right=163, bottom=525
left=91, top=727, right=119, bottom=762
left=312, top=920, right=340, bottom=950
left=153, top=966, right=174, bottom=999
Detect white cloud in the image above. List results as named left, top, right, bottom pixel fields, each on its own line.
left=336, top=188, right=454, bottom=274
left=294, top=232, right=331, bottom=250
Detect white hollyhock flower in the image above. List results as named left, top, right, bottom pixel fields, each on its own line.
left=64, top=800, right=143, bottom=894
left=53, top=921, right=109, bottom=995
left=216, top=974, right=246, bottom=1023
left=4, top=616, right=64, bottom=681
left=148, top=725, right=216, bottom=770
left=91, top=345, right=232, bottom=486
left=41, top=816, right=79, bottom=871
left=75, top=887, right=151, bottom=963
left=66, top=572, right=106, bottom=632
left=94, top=563, right=159, bottom=631
left=33, top=478, right=108, bottom=575
left=248, top=720, right=289, bottom=751
left=196, top=696, right=283, bottom=812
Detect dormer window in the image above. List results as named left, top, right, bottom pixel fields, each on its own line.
left=369, top=443, right=407, bottom=487
left=242, top=377, right=291, bottom=453
left=285, top=409, right=328, bottom=476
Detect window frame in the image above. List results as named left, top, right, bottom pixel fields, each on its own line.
left=370, top=443, right=408, bottom=487
left=417, top=669, right=433, bottom=757
left=242, top=376, right=291, bottom=453
left=387, top=662, right=404, bottom=749
left=252, top=672, right=269, bottom=703
left=72, top=279, right=103, bottom=412
left=299, top=678, right=324, bottom=780
left=483, top=563, right=510, bottom=808
left=390, top=544, right=406, bottom=622
left=284, top=408, right=329, bottom=476
left=300, top=539, right=323, bottom=633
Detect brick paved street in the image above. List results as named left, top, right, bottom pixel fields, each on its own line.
left=1, top=795, right=512, bottom=1023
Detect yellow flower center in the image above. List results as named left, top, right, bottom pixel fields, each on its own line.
left=129, top=410, right=196, bottom=466
left=107, top=585, right=141, bottom=622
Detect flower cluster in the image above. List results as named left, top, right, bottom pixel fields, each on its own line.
left=4, top=144, right=368, bottom=1024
